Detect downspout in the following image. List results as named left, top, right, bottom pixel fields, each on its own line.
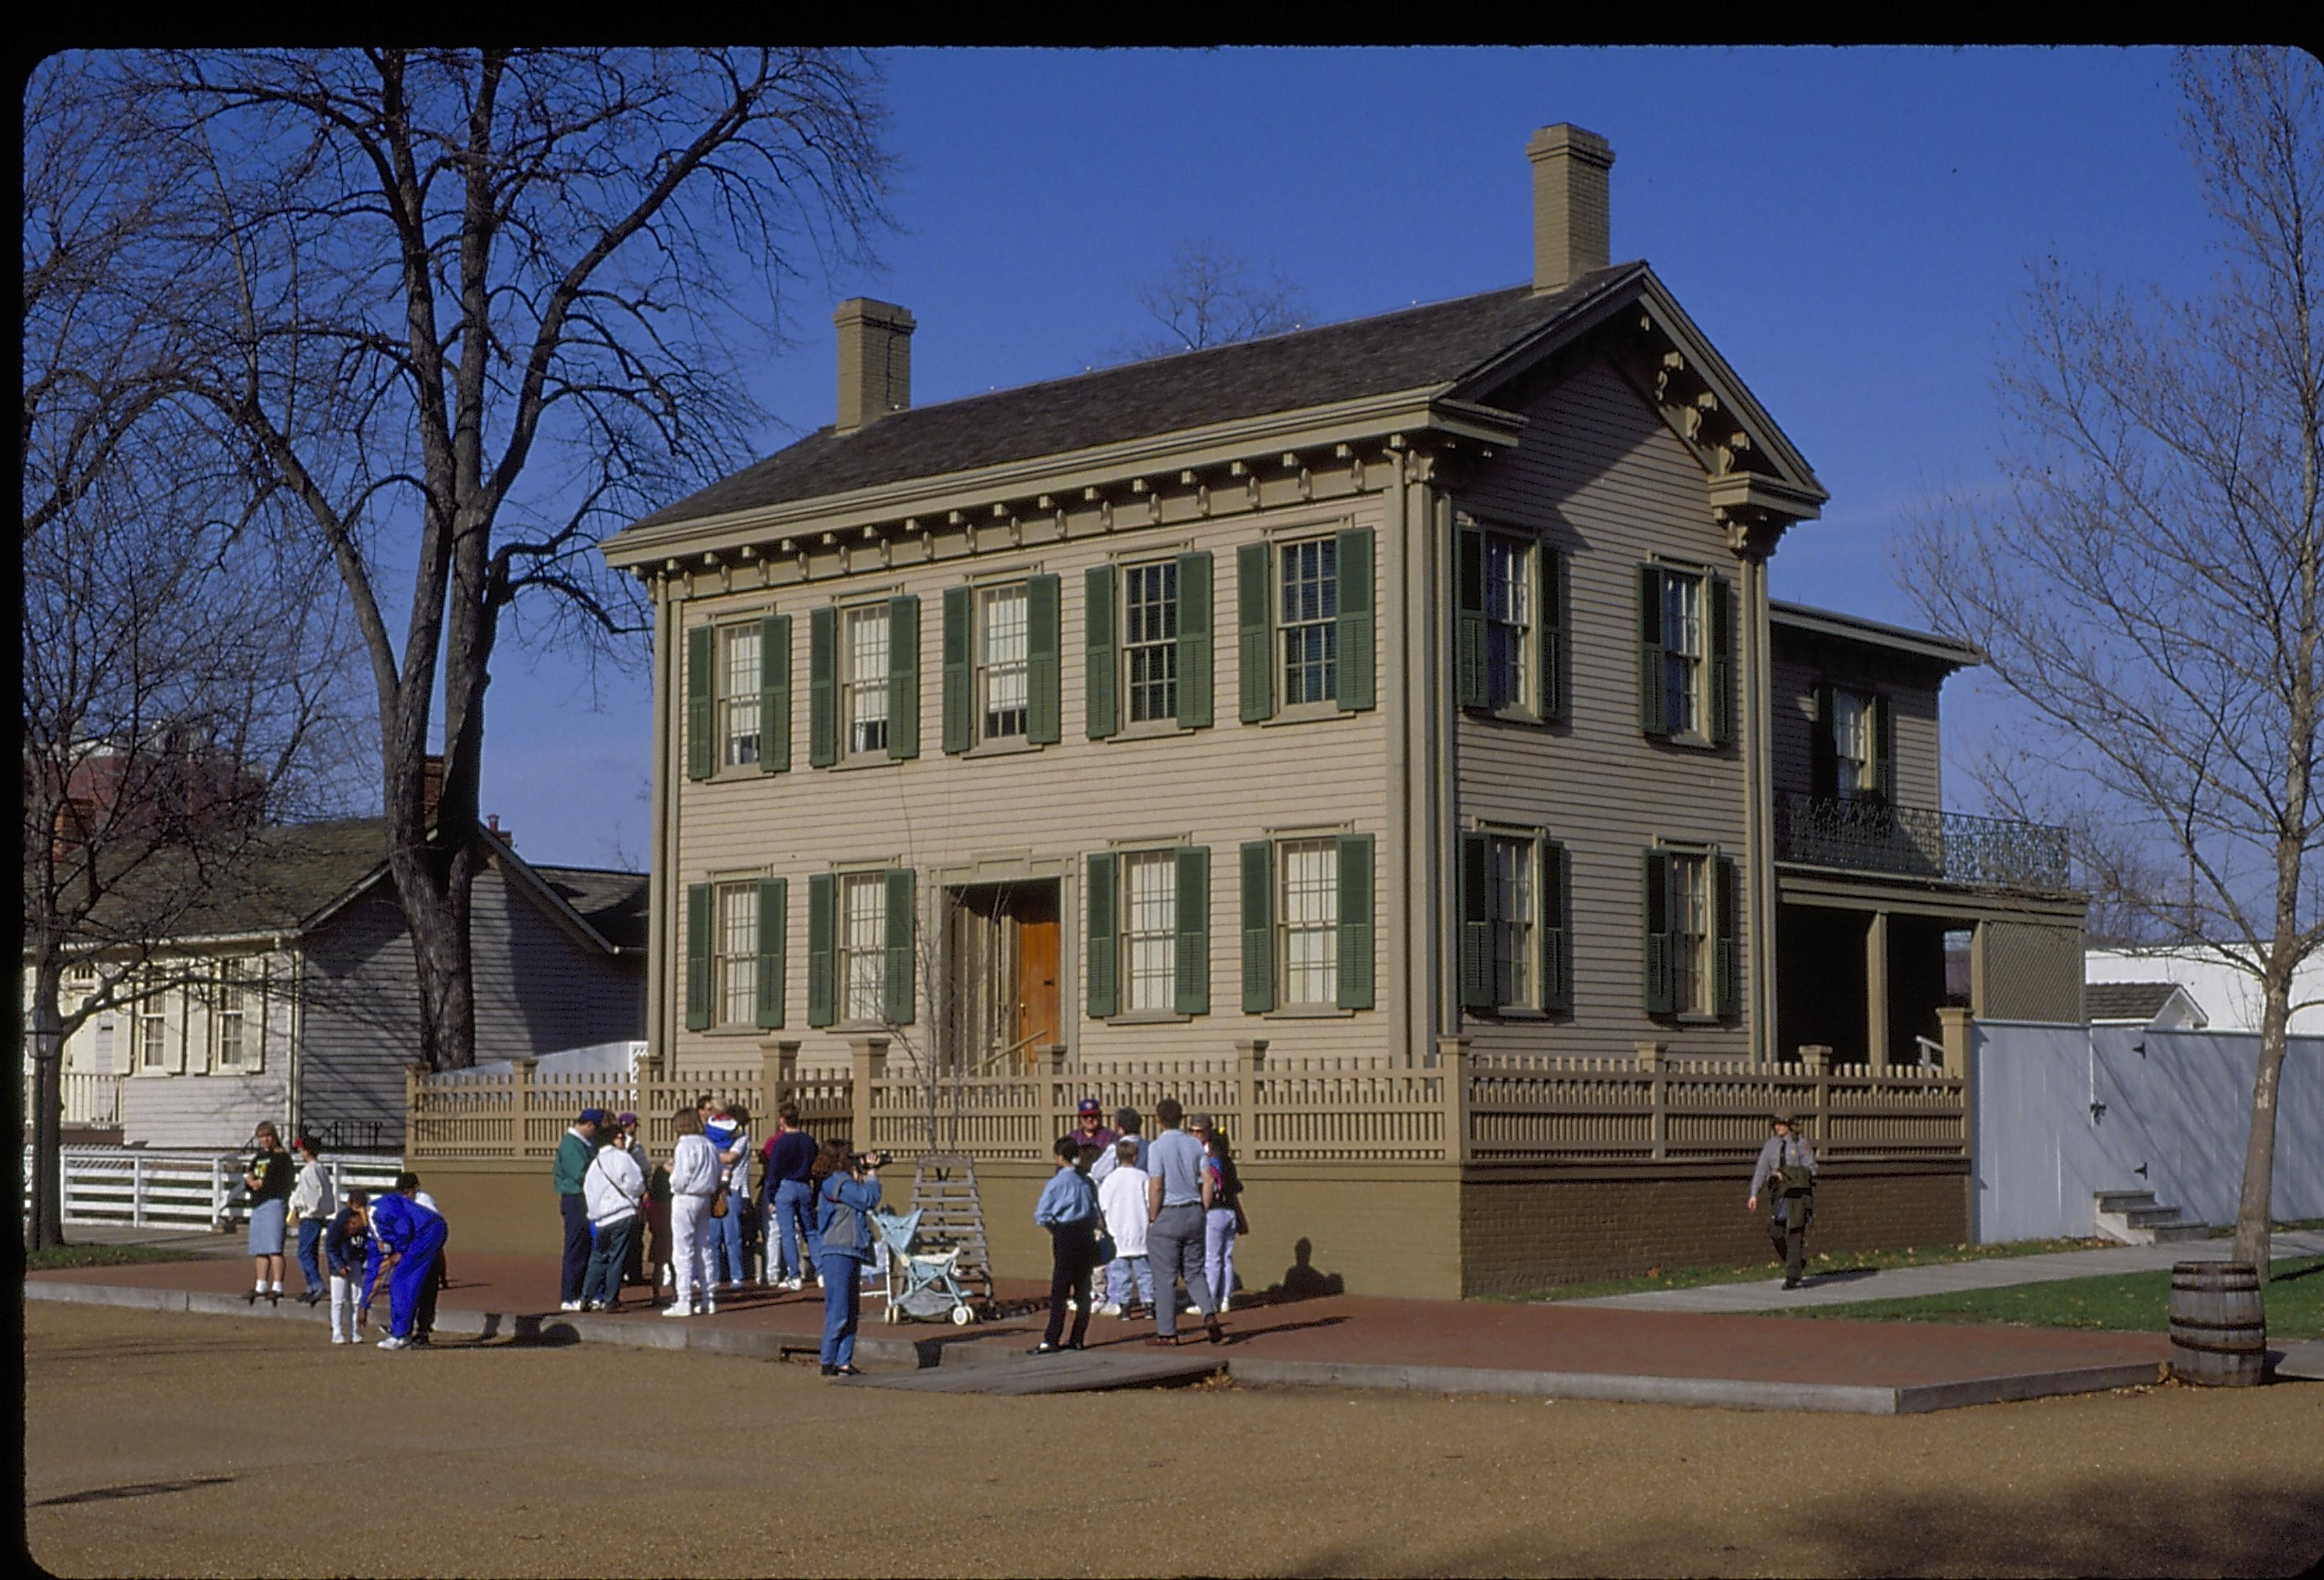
left=1743, top=551, right=1778, bottom=1061
left=1430, top=483, right=1458, bottom=1045
left=1384, top=448, right=1413, bottom=1067
left=648, top=572, right=675, bottom=1062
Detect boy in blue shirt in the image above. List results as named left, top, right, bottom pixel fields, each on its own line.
left=323, top=1192, right=373, bottom=1344
left=1032, top=1134, right=1100, bottom=1354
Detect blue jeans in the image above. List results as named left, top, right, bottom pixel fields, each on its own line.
left=296, top=1218, right=327, bottom=1295
left=559, top=1193, right=591, bottom=1303
left=714, top=1192, right=748, bottom=1284
left=817, top=1250, right=862, bottom=1367
left=1204, top=1208, right=1238, bottom=1308
left=1105, top=1254, right=1155, bottom=1308
left=772, top=1179, right=820, bottom=1281
left=584, top=1218, right=634, bottom=1308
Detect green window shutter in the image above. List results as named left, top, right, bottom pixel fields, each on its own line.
left=886, top=596, right=919, bottom=760
left=1714, top=853, right=1741, bottom=1020
left=1335, top=527, right=1376, bottom=712
left=1542, top=840, right=1571, bottom=1013
left=883, top=867, right=917, bottom=1025
left=760, top=615, right=791, bottom=773
left=941, top=586, right=972, bottom=755
left=1459, top=832, right=1494, bottom=1011
left=808, top=608, right=838, bottom=769
left=1086, top=852, right=1118, bottom=1019
left=1642, top=849, right=1675, bottom=1015
left=1637, top=567, right=1668, bottom=737
left=1709, top=575, right=1736, bottom=746
left=1810, top=682, right=1838, bottom=801
left=1240, top=840, right=1275, bottom=1013
left=1871, top=692, right=1895, bottom=805
left=1335, top=832, right=1374, bottom=1010
left=686, top=626, right=716, bottom=782
left=1174, top=844, right=1209, bottom=1015
left=1084, top=566, right=1117, bottom=740
left=806, top=873, right=835, bottom=1027
left=1176, top=551, right=1213, bottom=729
left=1027, top=573, right=1062, bottom=745
left=1456, top=525, right=1488, bottom=709
left=685, top=883, right=713, bottom=1030
left=1237, top=542, right=1273, bottom=723
left=1540, top=548, right=1569, bottom=724
left=755, top=877, right=787, bottom=1029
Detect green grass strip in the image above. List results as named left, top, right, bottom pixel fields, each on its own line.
left=23, top=1242, right=211, bottom=1272
left=1755, top=1255, right=2323, bottom=1339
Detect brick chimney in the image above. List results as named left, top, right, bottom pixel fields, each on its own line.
left=420, top=754, right=445, bottom=828
left=832, top=298, right=915, bottom=436
left=1527, top=123, right=1615, bottom=295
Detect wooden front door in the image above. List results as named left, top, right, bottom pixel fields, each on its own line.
left=1013, top=886, right=1060, bottom=1053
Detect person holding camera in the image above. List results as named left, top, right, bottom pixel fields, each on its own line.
left=1746, top=1110, right=1820, bottom=1289
left=811, top=1141, right=883, bottom=1376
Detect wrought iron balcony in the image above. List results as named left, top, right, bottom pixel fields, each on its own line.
left=1777, top=794, right=2072, bottom=890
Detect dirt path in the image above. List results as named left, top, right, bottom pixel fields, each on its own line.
left=21, top=1303, right=2323, bottom=1578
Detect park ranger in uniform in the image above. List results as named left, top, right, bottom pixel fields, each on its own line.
left=1746, top=1110, right=1819, bottom=1289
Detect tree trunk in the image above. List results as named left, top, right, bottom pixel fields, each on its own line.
left=2230, top=977, right=2290, bottom=1284
left=382, top=712, right=484, bottom=1072
left=25, top=965, right=67, bottom=1253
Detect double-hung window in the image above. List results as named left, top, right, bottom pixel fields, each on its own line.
left=1086, top=845, right=1209, bottom=1019
left=716, top=883, right=758, bottom=1027
left=1279, top=540, right=1340, bottom=708
left=1123, top=563, right=1179, bottom=725
left=721, top=626, right=762, bottom=767
left=976, top=583, right=1030, bottom=741
left=211, top=959, right=249, bottom=1071
left=839, top=872, right=888, bottom=1024
left=1484, top=535, right=1531, bottom=711
left=1120, top=851, right=1179, bottom=1013
left=135, top=977, right=168, bottom=1071
left=1661, top=570, right=1705, bottom=737
left=843, top=606, right=890, bottom=758
left=1458, top=521, right=1566, bottom=721
left=1458, top=830, right=1571, bottom=1015
left=1639, top=564, right=1733, bottom=745
left=1240, top=834, right=1373, bottom=1013
left=1813, top=683, right=1890, bottom=805
left=1278, top=837, right=1340, bottom=1009
left=1643, top=845, right=1739, bottom=1020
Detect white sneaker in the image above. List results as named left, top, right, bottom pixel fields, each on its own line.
left=1066, top=1299, right=1079, bottom=1313
left=661, top=1304, right=690, bottom=1318
left=1220, top=1294, right=1232, bottom=1313
left=1097, top=1302, right=1122, bottom=1318
left=330, top=1334, right=348, bottom=1344
left=559, top=1300, right=583, bottom=1312
left=704, top=1295, right=717, bottom=1315
left=376, top=1336, right=409, bottom=1350
left=782, top=1277, right=803, bottom=1291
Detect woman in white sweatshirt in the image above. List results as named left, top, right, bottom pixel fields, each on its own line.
left=663, top=1108, right=721, bottom=1318
left=289, top=1136, right=337, bottom=1306
left=581, top=1130, right=646, bottom=1312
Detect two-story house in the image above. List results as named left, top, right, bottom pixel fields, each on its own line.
left=594, top=123, right=2081, bottom=1292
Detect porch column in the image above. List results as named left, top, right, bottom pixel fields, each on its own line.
left=1864, top=910, right=1890, bottom=1067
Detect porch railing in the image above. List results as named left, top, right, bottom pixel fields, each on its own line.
left=1779, top=793, right=2072, bottom=890
left=21, top=1071, right=126, bottom=1129
left=404, top=1038, right=1965, bottom=1170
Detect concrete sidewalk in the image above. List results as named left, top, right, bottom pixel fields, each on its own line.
left=1563, top=1229, right=2324, bottom=1313
left=23, top=1243, right=2193, bottom=1415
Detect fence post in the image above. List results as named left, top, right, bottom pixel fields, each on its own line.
left=1801, top=1044, right=1832, bottom=1149
left=513, top=1057, right=540, bottom=1158
left=403, top=1063, right=419, bottom=1154
left=1232, top=1039, right=1266, bottom=1149
left=850, top=1037, right=888, bottom=1151
left=1436, top=1035, right=1471, bottom=1165
left=1636, top=1040, right=1667, bottom=1160
left=1046, top=1044, right=1069, bottom=1146
left=211, top=1154, right=228, bottom=1231
left=1936, top=1006, right=1972, bottom=1079
left=132, top=1151, right=148, bottom=1228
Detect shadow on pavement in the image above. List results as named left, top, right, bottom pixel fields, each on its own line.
left=33, top=1475, right=236, bottom=1507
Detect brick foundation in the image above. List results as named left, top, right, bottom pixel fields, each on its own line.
left=1459, top=1161, right=1970, bottom=1297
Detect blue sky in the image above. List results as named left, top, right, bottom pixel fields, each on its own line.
left=480, top=46, right=2213, bottom=868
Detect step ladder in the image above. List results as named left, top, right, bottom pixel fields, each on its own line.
left=908, top=1154, right=995, bottom=1306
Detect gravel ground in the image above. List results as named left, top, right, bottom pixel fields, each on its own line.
left=22, top=1303, right=2324, bottom=1579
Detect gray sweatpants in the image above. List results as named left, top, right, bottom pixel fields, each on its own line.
left=1147, top=1202, right=1215, bottom=1337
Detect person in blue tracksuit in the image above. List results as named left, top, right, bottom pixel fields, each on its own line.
left=361, top=1173, right=448, bottom=1350
left=812, top=1142, right=883, bottom=1376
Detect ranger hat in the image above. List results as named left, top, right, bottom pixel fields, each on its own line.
left=1771, top=1110, right=1796, bottom=1126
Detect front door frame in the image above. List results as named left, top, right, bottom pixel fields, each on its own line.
left=929, top=851, right=1079, bottom=1066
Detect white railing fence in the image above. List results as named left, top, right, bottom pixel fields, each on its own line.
left=20, top=1146, right=407, bottom=1231
left=20, top=1071, right=128, bottom=1129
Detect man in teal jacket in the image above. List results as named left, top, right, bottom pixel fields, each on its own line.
left=554, top=1109, right=606, bottom=1311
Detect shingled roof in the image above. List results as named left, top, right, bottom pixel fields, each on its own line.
left=528, top=864, right=649, bottom=953
left=2086, top=981, right=2191, bottom=1023
left=632, top=263, right=1646, bottom=530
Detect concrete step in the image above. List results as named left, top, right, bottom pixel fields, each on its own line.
left=2125, top=1206, right=2188, bottom=1227
left=2095, top=1190, right=2158, bottom=1212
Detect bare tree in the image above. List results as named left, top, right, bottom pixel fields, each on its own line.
left=1119, top=237, right=1313, bottom=359
left=1899, top=47, right=2322, bottom=1282
left=105, top=49, right=894, bottom=1070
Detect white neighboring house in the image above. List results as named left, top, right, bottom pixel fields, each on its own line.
left=2085, top=946, right=2324, bottom=1035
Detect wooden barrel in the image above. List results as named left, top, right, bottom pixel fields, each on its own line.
left=2168, top=1262, right=2267, bottom=1386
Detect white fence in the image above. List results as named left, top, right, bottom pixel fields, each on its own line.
left=1970, top=1021, right=2324, bottom=1243
left=21, top=1071, right=127, bottom=1128
left=20, top=1146, right=407, bottom=1231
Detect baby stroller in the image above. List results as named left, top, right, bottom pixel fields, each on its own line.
left=870, top=1207, right=979, bottom=1325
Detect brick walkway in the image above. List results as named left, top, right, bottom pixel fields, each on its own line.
left=28, top=1248, right=2172, bottom=1404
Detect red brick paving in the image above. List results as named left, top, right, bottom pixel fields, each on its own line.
left=28, top=1250, right=2170, bottom=1389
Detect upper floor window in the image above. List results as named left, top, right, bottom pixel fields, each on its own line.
left=843, top=605, right=890, bottom=758
left=1813, top=683, right=1892, bottom=805
left=721, top=627, right=762, bottom=767
left=1484, top=536, right=1531, bottom=711
left=1123, top=562, right=1179, bottom=725
left=1279, top=538, right=1340, bottom=708
left=1638, top=565, right=1733, bottom=745
left=977, top=583, right=1030, bottom=742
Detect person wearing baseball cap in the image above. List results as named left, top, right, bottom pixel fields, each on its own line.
left=554, top=1109, right=609, bottom=1311
left=1746, top=1109, right=1819, bottom=1289
left=1072, top=1098, right=1118, bottom=1156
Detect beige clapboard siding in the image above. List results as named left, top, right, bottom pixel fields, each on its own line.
left=1451, top=352, right=1750, bottom=1061
left=669, top=495, right=1392, bottom=1074
left=1769, top=653, right=1944, bottom=809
